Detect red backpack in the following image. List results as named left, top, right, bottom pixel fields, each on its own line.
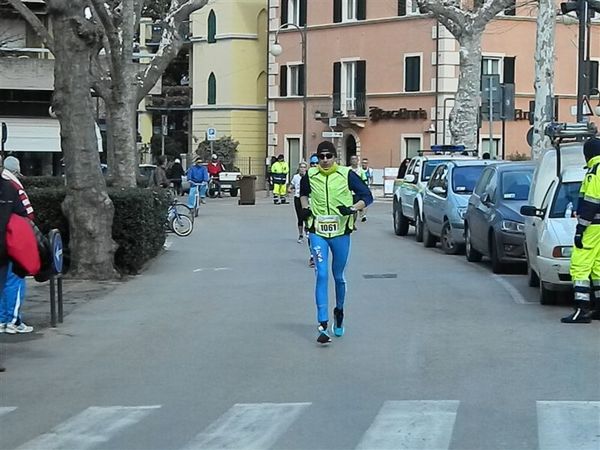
left=6, top=214, right=41, bottom=276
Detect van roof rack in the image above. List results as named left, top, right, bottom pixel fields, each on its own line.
left=544, top=122, right=597, bottom=177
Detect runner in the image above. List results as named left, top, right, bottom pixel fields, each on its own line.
left=307, top=155, right=319, bottom=268
left=290, top=162, right=308, bottom=243
left=300, top=141, right=373, bottom=344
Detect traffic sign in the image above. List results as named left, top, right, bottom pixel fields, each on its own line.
left=582, top=96, right=593, bottom=116
left=526, top=127, right=534, bottom=147
left=49, top=229, right=63, bottom=274
left=207, top=127, right=217, bottom=141
left=322, top=131, right=343, bottom=138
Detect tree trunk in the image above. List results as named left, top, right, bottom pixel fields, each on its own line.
left=450, top=33, right=483, bottom=151
left=106, top=86, right=138, bottom=188
left=532, top=0, right=555, bottom=160
left=50, top=5, right=118, bottom=279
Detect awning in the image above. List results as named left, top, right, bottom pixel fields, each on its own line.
left=0, top=117, right=102, bottom=152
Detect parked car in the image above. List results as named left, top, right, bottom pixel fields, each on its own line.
left=521, top=143, right=586, bottom=304
left=422, top=159, right=495, bottom=253
left=464, top=162, right=535, bottom=273
left=393, top=150, right=476, bottom=241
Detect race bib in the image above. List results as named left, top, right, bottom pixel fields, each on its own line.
left=315, top=215, right=340, bottom=234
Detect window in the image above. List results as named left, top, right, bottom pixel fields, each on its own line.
left=334, top=0, right=365, bottom=23
left=502, top=171, right=533, bottom=201
left=289, top=0, right=300, bottom=25
left=474, top=168, right=494, bottom=197
left=281, top=0, right=306, bottom=26
left=404, top=137, right=421, bottom=160
left=207, top=10, right=216, bottom=44
left=398, top=0, right=419, bottom=16
left=452, top=166, right=487, bottom=195
left=482, top=57, right=501, bottom=77
left=287, top=137, right=301, bottom=168
left=342, top=61, right=356, bottom=113
left=481, top=138, right=500, bottom=159
left=550, top=182, right=582, bottom=218
left=288, top=64, right=305, bottom=96
left=503, top=0, right=516, bottom=16
left=207, top=73, right=216, bottom=105
left=422, top=161, right=443, bottom=182
left=482, top=56, right=515, bottom=84
left=404, top=55, right=421, bottom=92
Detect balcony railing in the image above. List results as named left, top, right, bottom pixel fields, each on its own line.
left=332, top=92, right=366, bottom=118
left=146, top=86, right=191, bottom=110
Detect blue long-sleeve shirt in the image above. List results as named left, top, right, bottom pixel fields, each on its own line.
left=186, top=165, right=209, bottom=184
left=300, top=168, right=374, bottom=206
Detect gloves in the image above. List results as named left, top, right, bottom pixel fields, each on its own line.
left=337, top=205, right=356, bottom=216
left=300, top=208, right=312, bottom=221
left=574, top=224, right=586, bottom=249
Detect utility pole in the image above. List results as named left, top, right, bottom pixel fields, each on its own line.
left=532, top=0, right=556, bottom=160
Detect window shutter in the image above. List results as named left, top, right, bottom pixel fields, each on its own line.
left=398, top=0, right=406, bottom=16
left=280, top=65, right=288, bottom=97
left=298, top=64, right=305, bottom=96
left=299, top=0, right=307, bottom=26
left=504, top=0, right=516, bottom=15
left=333, top=62, right=341, bottom=112
left=356, top=60, right=366, bottom=116
left=281, top=0, right=288, bottom=26
left=405, top=56, right=420, bottom=92
left=333, top=0, right=342, bottom=23
left=586, top=60, right=599, bottom=96
left=357, top=0, right=366, bottom=20
left=503, top=57, right=515, bottom=84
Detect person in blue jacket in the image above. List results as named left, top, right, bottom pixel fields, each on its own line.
left=187, top=157, right=210, bottom=207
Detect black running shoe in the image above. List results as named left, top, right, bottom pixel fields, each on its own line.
left=333, top=308, right=344, bottom=337
left=317, top=325, right=331, bottom=344
left=561, top=308, right=592, bottom=324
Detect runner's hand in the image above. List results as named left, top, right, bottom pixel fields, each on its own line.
left=300, top=208, right=312, bottom=220
left=337, top=205, right=356, bottom=216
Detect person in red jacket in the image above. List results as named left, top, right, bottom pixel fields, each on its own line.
left=207, top=154, right=225, bottom=198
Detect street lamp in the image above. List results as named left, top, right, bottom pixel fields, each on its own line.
left=270, top=23, right=307, bottom=161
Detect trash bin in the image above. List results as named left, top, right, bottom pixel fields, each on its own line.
left=238, top=175, right=257, bottom=205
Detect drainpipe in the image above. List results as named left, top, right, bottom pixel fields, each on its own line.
left=434, top=20, right=440, bottom=146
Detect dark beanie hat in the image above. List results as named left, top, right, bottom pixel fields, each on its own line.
left=316, top=141, right=337, bottom=155
left=584, top=137, right=600, bottom=162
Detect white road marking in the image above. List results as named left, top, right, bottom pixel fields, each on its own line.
left=193, top=267, right=231, bottom=273
left=355, top=400, right=459, bottom=450
left=491, top=274, right=535, bottom=304
left=15, top=405, right=161, bottom=450
left=193, top=268, right=204, bottom=273
left=537, top=401, right=600, bottom=450
left=184, top=402, right=310, bottom=450
left=164, top=240, right=173, bottom=250
left=0, top=407, right=17, bottom=417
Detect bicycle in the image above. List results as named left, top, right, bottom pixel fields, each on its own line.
left=167, top=199, right=193, bottom=237
left=188, top=180, right=204, bottom=218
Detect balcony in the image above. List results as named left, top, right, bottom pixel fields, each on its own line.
left=146, top=86, right=191, bottom=111
left=314, top=93, right=367, bottom=127
left=0, top=48, right=54, bottom=90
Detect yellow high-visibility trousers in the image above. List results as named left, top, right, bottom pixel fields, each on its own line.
left=570, top=225, right=600, bottom=302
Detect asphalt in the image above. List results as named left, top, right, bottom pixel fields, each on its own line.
left=0, top=193, right=598, bottom=450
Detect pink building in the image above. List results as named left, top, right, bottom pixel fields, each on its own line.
left=267, top=0, right=600, bottom=170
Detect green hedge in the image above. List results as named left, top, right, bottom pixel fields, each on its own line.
left=23, top=176, right=66, bottom=189
left=26, top=187, right=169, bottom=275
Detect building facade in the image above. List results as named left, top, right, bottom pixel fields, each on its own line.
left=190, top=1, right=268, bottom=180
left=268, top=0, right=600, bottom=171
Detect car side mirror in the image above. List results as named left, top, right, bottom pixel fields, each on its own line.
left=520, top=205, right=544, bottom=218
left=404, top=174, right=416, bottom=183
left=432, top=186, right=447, bottom=195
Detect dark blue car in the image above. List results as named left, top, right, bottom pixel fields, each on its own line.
left=464, top=162, right=535, bottom=273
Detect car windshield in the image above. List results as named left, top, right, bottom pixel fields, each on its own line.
left=422, top=161, right=443, bottom=181
left=549, top=182, right=581, bottom=218
left=501, top=170, right=533, bottom=201
left=452, top=166, right=486, bottom=194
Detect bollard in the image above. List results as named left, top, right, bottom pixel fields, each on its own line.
left=57, top=276, right=63, bottom=323
left=49, top=277, right=56, bottom=328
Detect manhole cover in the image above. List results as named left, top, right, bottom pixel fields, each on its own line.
left=362, top=273, right=398, bottom=279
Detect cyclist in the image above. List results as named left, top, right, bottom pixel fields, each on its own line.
left=187, top=157, right=209, bottom=208
left=207, top=154, right=225, bottom=198
left=300, top=141, right=373, bottom=344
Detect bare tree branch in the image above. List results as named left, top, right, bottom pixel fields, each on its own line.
left=417, top=0, right=468, bottom=37
left=476, top=0, right=518, bottom=28
left=89, top=0, right=122, bottom=79
left=5, top=0, right=55, bottom=52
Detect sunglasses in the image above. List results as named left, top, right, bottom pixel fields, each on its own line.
left=318, top=153, right=335, bottom=160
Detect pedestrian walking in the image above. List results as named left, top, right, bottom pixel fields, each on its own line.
left=150, top=156, right=170, bottom=189
left=361, top=158, right=374, bottom=222
left=562, top=138, right=600, bottom=323
left=300, top=141, right=373, bottom=344
left=290, top=162, right=308, bottom=243
left=271, top=154, right=289, bottom=205
left=170, top=158, right=186, bottom=196
left=1, top=156, right=35, bottom=335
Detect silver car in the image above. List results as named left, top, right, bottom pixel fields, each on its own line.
left=422, top=160, right=496, bottom=254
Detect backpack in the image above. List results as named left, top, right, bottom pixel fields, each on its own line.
left=6, top=214, right=41, bottom=277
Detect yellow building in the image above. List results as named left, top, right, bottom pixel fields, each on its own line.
left=190, top=1, right=268, bottom=183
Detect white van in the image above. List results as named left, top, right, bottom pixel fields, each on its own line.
left=521, top=143, right=586, bottom=304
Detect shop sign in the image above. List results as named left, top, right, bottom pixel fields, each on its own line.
left=369, top=106, right=427, bottom=122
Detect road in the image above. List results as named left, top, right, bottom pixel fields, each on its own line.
left=1, top=195, right=599, bottom=450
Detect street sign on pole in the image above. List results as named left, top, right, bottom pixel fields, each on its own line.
left=582, top=95, right=594, bottom=116
left=1, top=122, right=7, bottom=158
left=322, top=131, right=343, bottom=138
left=207, top=127, right=217, bottom=141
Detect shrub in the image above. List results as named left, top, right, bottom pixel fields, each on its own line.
left=23, top=176, right=66, bottom=189
left=26, top=187, right=169, bottom=275
left=506, top=151, right=531, bottom=161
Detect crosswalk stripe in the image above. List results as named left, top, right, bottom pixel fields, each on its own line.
left=537, top=401, right=600, bottom=450
left=15, top=405, right=161, bottom=450
left=183, top=402, right=310, bottom=450
left=0, top=407, right=17, bottom=417
left=355, top=400, right=460, bottom=450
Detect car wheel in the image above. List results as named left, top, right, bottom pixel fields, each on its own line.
left=441, top=221, right=460, bottom=255
left=539, top=281, right=556, bottom=305
left=490, top=234, right=505, bottom=274
left=394, top=202, right=409, bottom=236
left=465, top=225, right=483, bottom=263
left=423, top=217, right=437, bottom=248
left=230, top=188, right=238, bottom=197
left=415, top=205, right=424, bottom=243
left=209, top=189, right=217, bottom=198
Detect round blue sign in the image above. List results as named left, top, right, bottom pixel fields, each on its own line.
left=49, top=229, right=63, bottom=274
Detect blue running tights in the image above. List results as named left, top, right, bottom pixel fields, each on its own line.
left=310, top=234, right=351, bottom=324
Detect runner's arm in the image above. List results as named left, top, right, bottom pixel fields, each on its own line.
left=299, top=174, right=311, bottom=209
left=348, top=171, right=373, bottom=211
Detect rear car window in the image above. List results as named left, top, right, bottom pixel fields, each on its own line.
left=549, top=182, right=581, bottom=218
left=502, top=170, right=533, bottom=200
left=452, top=166, right=486, bottom=194
left=422, top=161, right=444, bottom=182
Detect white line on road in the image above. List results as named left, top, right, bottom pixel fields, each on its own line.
left=355, top=400, right=459, bottom=450
left=537, top=401, right=600, bottom=450
left=164, top=240, right=173, bottom=250
left=0, top=406, right=17, bottom=417
left=184, top=402, right=310, bottom=450
left=15, top=405, right=161, bottom=450
left=491, top=274, right=536, bottom=305
left=193, top=267, right=231, bottom=273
